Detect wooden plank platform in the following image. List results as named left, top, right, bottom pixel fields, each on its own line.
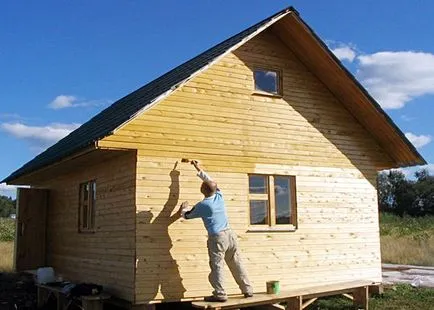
left=192, top=280, right=375, bottom=309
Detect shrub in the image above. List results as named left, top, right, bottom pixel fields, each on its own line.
left=380, top=212, right=434, bottom=240
left=0, top=218, right=15, bottom=241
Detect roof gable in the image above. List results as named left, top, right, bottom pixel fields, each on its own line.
left=3, top=6, right=425, bottom=183
left=2, top=7, right=292, bottom=184
left=269, top=14, right=425, bottom=168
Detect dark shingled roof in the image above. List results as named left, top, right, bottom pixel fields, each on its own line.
left=2, top=7, right=293, bottom=183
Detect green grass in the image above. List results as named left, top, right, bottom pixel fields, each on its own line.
left=307, top=285, right=434, bottom=310
left=1, top=213, right=432, bottom=308
left=0, top=218, right=15, bottom=242
left=307, top=215, right=434, bottom=308
left=380, top=213, right=434, bottom=240
left=379, top=213, right=434, bottom=266
left=0, top=219, right=15, bottom=272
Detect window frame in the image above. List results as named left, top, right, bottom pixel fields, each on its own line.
left=248, top=174, right=297, bottom=232
left=252, top=67, right=283, bottom=97
left=78, top=180, right=96, bottom=233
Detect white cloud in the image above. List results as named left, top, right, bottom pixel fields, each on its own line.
left=48, top=95, right=77, bottom=109
left=357, top=51, right=434, bottom=109
left=405, top=132, right=432, bottom=149
left=327, top=40, right=434, bottom=109
left=0, top=183, right=17, bottom=197
left=425, top=164, right=434, bottom=175
left=395, top=164, right=434, bottom=179
left=331, top=46, right=357, bottom=62
left=48, top=95, right=111, bottom=110
left=274, top=184, right=288, bottom=196
left=327, top=41, right=358, bottom=62
left=1, top=122, right=81, bottom=150
left=264, top=71, right=277, bottom=77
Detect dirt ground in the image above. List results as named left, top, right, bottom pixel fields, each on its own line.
left=0, top=272, right=260, bottom=310
left=4, top=267, right=433, bottom=310
left=0, top=272, right=36, bottom=310
left=0, top=273, right=197, bottom=310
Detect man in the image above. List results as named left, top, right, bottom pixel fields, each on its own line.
left=180, top=160, right=253, bottom=302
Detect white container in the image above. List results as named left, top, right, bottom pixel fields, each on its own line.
left=36, top=267, right=56, bottom=284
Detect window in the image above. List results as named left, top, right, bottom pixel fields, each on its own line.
left=248, top=175, right=297, bottom=229
left=254, top=69, right=280, bottom=95
left=79, top=180, right=96, bottom=232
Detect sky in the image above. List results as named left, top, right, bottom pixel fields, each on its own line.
left=1, top=0, right=434, bottom=198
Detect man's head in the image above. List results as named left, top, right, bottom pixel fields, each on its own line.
left=200, top=180, right=218, bottom=197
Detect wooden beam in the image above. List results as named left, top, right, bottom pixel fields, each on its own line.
left=192, top=280, right=374, bottom=309
left=369, top=284, right=384, bottom=295
left=301, top=297, right=317, bottom=308
left=286, top=296, right=302, bottom=310
left=353, top=286, right=369, bottom=310
left=254, top=305, right=285, bottom=310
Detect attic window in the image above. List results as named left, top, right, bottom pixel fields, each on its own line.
left=254, top=69, right=280, bottom=95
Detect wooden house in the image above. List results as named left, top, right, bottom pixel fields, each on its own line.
left=3, top=6, right=425, bottom=308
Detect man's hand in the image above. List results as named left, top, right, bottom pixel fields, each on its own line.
left=180, top=201, right=189, bottom=218
left=191, top=160, right=201, bottom=172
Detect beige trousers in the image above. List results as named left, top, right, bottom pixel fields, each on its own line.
left=207, top=229, right=253, bottom=297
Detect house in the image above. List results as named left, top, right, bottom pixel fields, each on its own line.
left=3, top=6, right=425, bottom=308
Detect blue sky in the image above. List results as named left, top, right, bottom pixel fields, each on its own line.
left=1, top=0, right=434, bottom=197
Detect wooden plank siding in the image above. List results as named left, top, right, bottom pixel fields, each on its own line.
left=99, top=29, right=392, bottom=303
left=37, top=151, right=137, bottom=301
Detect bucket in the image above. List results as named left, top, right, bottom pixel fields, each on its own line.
left=266, top=280, right=280, bottom=295
left=36, top=267, right=56, bottom=284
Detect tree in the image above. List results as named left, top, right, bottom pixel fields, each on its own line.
left=377, top=172, right=393, bottom=212
left=377, top=170, right=414, bottom=216
left=412, top=169, right=434, bottom=216
left=393, top=174, right=415, bottom=216
left=0, top=195, right=16, bottom=217
left=377, top=168, right=434, bottom=217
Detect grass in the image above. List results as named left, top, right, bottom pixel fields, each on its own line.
left=0, top=241, right=13, bottom=272
left=0, top=219, right=15, bottom=272
left=380, top=213, right=434, bottom=239
left=0, top=218, right=15, bottom=242
left=379, top=213, right=434, bottom=266
left=307, top=284, right=434, bottom=310
left=0, top=214, right=433, bottom=309
left=381, top=235, right=434, bottom=266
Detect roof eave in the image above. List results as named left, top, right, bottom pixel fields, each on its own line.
left=2, top=143, right=98, bottom=185
left=271, top=13, right=426, bottom=169
left=2, top=6, right=298, bottom=183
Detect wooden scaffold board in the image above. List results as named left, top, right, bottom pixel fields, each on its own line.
left=192, top=280, right=375, bottom=310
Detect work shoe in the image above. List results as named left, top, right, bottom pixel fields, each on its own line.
left=244, top=293, right=253, bottom=298
left=204, top=295, right=228, bottom=302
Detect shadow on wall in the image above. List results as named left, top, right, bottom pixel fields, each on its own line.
left=136, top=163, right=186, bottom=301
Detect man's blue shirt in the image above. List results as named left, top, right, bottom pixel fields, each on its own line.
left=185, top=190, right=229, bottom=235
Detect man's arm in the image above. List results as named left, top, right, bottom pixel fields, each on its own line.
left=191, top=160, right=219, bottom=192
left=180, top=201, right=202, bottom=219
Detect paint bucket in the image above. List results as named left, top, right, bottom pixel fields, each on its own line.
left=36, top=267, right=55, bottom=284
left=266, top=280, right=280, bottom=295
